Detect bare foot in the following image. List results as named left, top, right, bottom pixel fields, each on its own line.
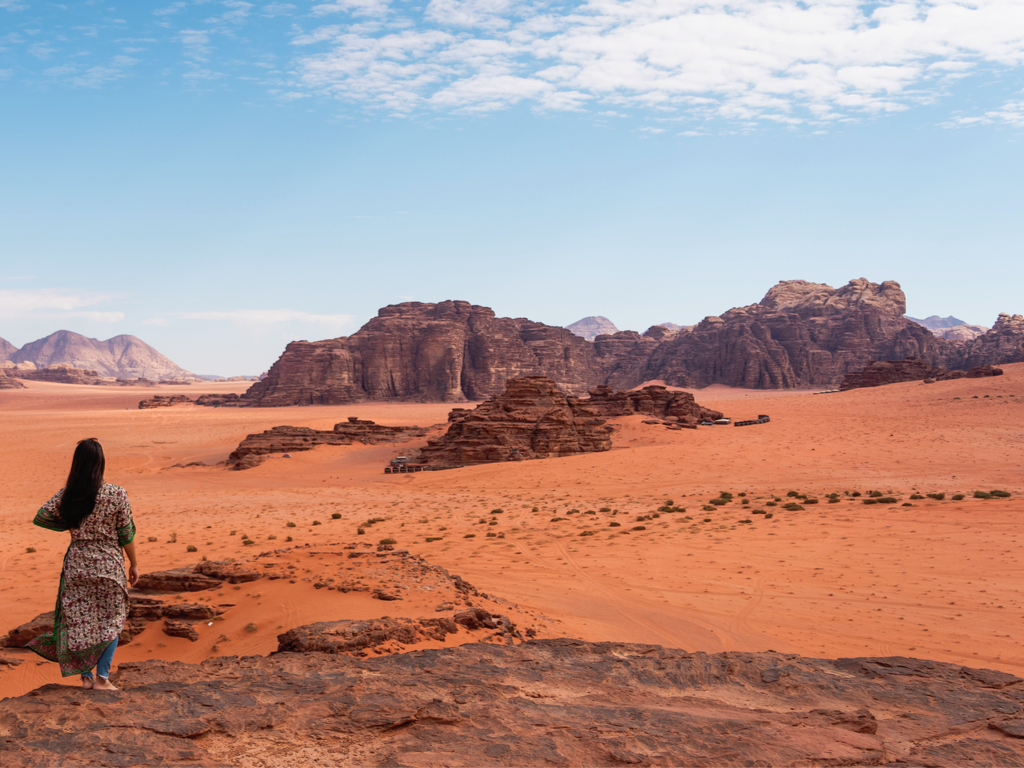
left=92, top=677, right=118, bottom=691
left=81, top=677, right=94, bottom=690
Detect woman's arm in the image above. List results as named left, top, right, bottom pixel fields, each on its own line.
left=124, top=540, right=140, bottom=587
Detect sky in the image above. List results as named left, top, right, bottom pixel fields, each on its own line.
left=1, top=0, right=1022, bottom=375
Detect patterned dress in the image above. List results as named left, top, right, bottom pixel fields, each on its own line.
left=27, top=484, right=136, bottom=676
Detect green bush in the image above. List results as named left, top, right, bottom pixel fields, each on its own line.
left=584, top=510, right=597, bottom=515
left=787, top=490, right=799, bottom=497
left=703, top=518, right=712, bottom=523
left=491, top=508, right=504, bottom=514
left=752, top=509, right=766, bottom=515
left=703, top=505, right=716, bottom=512
left=186, top=545, right=198, bottom=553
left=285, top=536, right=293, bottom=542
left=425, top=537, right=442, bottom=542
left=828, top=497, right=840, bottom=503
left=764, top=513, right=774, bottom=519
left=312, top=520, right=321, bottom=526
left=974, top=491, right=993, bottom=499
left=805, top=498, right=819, bottom=505
left=927, top=493, right=945, bottom=500
left=851, top=491, right=862, bottom=497
left=910, top=494, right=925, bottom=500
left=952, top=494, right=965, bottom=501
left=609, top=522, right=621, bottom=527
left=331, top=513, right=341, bottom=519
left=631, top=526, right=647, bottom=531
left=863, top=499, right=877, bottom=505
left=579, top=531, right=595, bottom=537
left=357, top=527, right=365, bottom=535
left=550, top=517, right=567, bottom=523
left=599, top=507, right=612, bottom=512
left=710, top=498, right=727, bottom=506
left=766, top=501, right=777, bottom=507
left=869, top=491, right=883, bottom=498
left=991, top=490, right=1012, bottom=498
left=464, top=533, right=476, bottom=538
left=877, top=497, right=898, bottom=504
left=286, top=522, right=296, bottom=528
left=25, top=547, right=36, bottom=553
left=739, top=519, right=752, bottom=524
left=782, top=503, right=804, bottom=511
left=379, top=538, right=397, bottom=545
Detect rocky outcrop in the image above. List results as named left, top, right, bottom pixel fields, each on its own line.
left=417, top=376, right=615, bottom=466
left=194, top=393, right=244, bottom=407
left=0, top=369, right=25, bottom=389
left=565, top=315, right=619, bottom=341
left=278, top=617, right=460, bottom=654
left=134, top=568, right=225, bottom=593
left=6, top=363, right=104, bottom=385
left=0, top=336, right=16, bottom=363
left=5, top=640, right=1024, bottom=767
left=138, top=395, right=191, bottom=409
left=227, top=417, right=431, bottom=469
left=962, top=313, right=1024, bottom=368
left=935, top=324, right=989, bottom=341
left=246, top=280, right=976, bottom=403
left=0, top=611, right=55, bottom=647
left=570, top=384, right=723, bottom=425
left=839, top=358, right=1004, bottom=391
left=11, top=330, right=195, bottom=380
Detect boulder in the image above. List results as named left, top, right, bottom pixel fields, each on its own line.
left=839, top=357, right=1003, bottom=391
left=276, top=617, right=459, bottom=654
left=0, top=611, right=54, bottom=647
left=134, top=569, right=223, bottom=593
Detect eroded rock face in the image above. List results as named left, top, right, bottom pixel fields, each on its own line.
left=227, top=418, right=431, bottom=469
left=11, top=330, right=195, bottom=380
left=277, top=617, right=460, bottom=654
left=0, top=612, right=54, bottom=647
left=133, top=569, right=224, bottom=593
left=8, top=364, right=104, bottom=385
left=963, top=313, right=1024, bottom=368
left=245, top=280, right=978, bottom=402
left=839, top=358, right=1004, bottom=391
left=934, top=324, right=989, bottom=341
left=138, top=395, right=191, bottom=409
left=4, top=640, right=1024, bottom=767
left=0, top=369, right=26, bottom=389
left=570, top=384, right=723, bottom=424
left=417, top=376, right=613, bottom=465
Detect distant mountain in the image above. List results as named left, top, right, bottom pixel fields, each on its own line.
left=906, top=315, right=967, bottom=330
left=565, top=316, right=619, bottom=341
left=933, top=324, right=989, bottom=341
left=0, top=336, right=16, bottom=363
left=657, top=322, right=685, bottom=332
left=10, top=330, right=195, bottom=380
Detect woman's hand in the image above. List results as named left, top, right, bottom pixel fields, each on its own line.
left=128, top=565, right=140, bottom=587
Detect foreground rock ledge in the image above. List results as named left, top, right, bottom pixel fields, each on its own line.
left=4, top=640, right=1024, bottom=767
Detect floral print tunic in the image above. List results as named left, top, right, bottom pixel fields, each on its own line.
left=28, top=484, right=136, bottom=676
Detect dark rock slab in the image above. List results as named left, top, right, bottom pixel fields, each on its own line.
left=0, top=611, right=53, bottom=647
left=5, top=639, right=1024, bottom=767
left=134, top=569, right=223, bottom=593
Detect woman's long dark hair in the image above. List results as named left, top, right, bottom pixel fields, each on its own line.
left=58, top=438, right=105, bottom=529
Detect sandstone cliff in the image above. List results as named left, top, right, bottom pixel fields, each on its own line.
left=0, top=336, right=16, bottom=363
left=244, top=280, right=1004, bottom=406
left=962, top=313, right=1024, bottom=368
left=12, top=330, right=195, bottom=380
left=565, top=315, right=619, bottom=341
left=934, top=323, right=989, bottom=341
left=839, top=358, right=1003, bottom=391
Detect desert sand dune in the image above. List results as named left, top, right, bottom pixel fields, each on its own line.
left=1, top=367, right=1022, bottom=699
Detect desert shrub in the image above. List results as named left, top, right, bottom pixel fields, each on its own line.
left=702, top=505, right=716, bottom=512
left=765, top=513, right=774, bottom=519
left=244, top=623, right=258, bottom=633
left=703, top=518, right=712, bottom=523
left=609, top=522, right=621, bottom=527
left=242, top=539, right=255, bottom=546
left=599, top=507, right=611, bottom=512
left=952, top=494, right=965, bottom=500
left=719, top=492, right=733, bottom=499
left=580, top=531, right=595, bottom=537
left=332, top=513, right=341, bottom=519
left=584, top=510, right=597, bottom=515
left=742, top=498, right=750, bottom=505
left=863, top=499, right=877, bottom=505
left=147, top=536, right=157, bottom=542
left=286, top=522, right=296, bottom=528
left=25, top=547, right=36, bottom=553
left=312, top=520, right=321, bottom=526
left=851, top=491, right=862, bottom=497
left=569, top=508, right=580, bottom=514
left=877, top=497, right=898, bottom=504
left=738, top=492, right=747, bottom=497
left=631, top=526, right=647, bottom=531
left=910, top=494, right=925, bottom=500
left=364, top=517, right=386, bottom=526
left=489, top=520, right=498, bottom=526
left=285, top=536, right=293, bottom=542
left=902, top=503, right=912, bottom=506
left=752, top=509, right=766, bottom=515
left=426, top=537, right=442, bottom=542
left=805, top=498, right=819, bottom=505
left=550, top=517, right=567, bottom=523
left=739, top=519, right=752, bottom=524
left=464, top=533, right=476, bottom=538
left=652, top=513, right=661, bottom=519
left=268, top=535, right=277, bottom=540
left=828, top=497, right=840, bottom=504
left=357, top=527, right=365, bottom=535
left=710, top=498, right=727, bottom=506
left=187, top=545, right=198, bottom=553
left=787, top=490, right=799, bottom=497
left=486, top=532, right=497, bottom=537
left=531, top=507, right=538, bottom=512
left=491, top=508, right=504, bottom=514
left=782, top=503, right=804, bottom=511
left=766, top=501, right=777, bottom=507
left=379, top=538, right=397, bottom=545
left=974, top=491, right=993, bottom=499
left=665, top=499, right=674, bottom=506
left=927, top=493, right=946, bottom=500
left=991, top=490, right=1012, bottom=498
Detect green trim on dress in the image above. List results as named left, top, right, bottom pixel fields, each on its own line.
left=25, top=571, right=116, bottom=676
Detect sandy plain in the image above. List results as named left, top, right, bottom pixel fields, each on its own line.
left=1, top=367, right=1023, bottom=701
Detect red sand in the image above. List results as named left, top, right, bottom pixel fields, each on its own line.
left=2, top=369, right=1023, bottom=699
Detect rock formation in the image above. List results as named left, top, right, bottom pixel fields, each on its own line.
left=570, top=384, right=723, bottom=424
left=5, top=639, right=1024, bottom=767
left=906, top=314, right=969, bottom=330
left=0, top=336, right=16, bottom=363
left=11, top=330, right=195, bottom=380
left=228, top=417, right=432, bottom=469
left=417, top=376, right=615, bottom=466
left=839, top=358, right=1004, bottom=391
left=934, top=323, right=989, bottom=341
left=138, top=395, right=192, bottom=409
left=565, top=315, right=619, bottom=341
left=4, top=363, right=105, bottom=385
left=962, top=313, right=1024, bottom=368
left=246, top=280, right=978, bottom=404
left=0, top=369, right=25, bottom=389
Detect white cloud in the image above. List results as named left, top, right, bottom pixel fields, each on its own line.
left=174, top=309, right=356, bottom=333
left=262, top=2, right=296, bottom=16
left=952, top=97, right=1024, bottom=127
left=287, top=0, right=1024, bottom=123
left=153, top=2, right=187, bottom=16
left=0, top=0, right=28, bottom=10
left=0, top=289, right=119, bottom=319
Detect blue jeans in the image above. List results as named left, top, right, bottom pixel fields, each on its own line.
left=81, top=638, right=118, bottom=680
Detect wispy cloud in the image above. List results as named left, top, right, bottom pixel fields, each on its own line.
left=952, top=97, right=1024, bottom=128
left=288, top=0, right=1024, bottom=122
left=0, top=288, right=120, bottom=319
left=174, top=309, right=356, bottom=331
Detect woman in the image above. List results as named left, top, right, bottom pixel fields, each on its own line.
left=27, top=438, right=140, bottom=691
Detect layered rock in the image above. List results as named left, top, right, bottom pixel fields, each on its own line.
left=934, top=323, right=989, bottom=341
left=963, top=313, right=1024, bottom=368
left=138, top=395, right=191, bottom=409
left=5, top=639, right=1024, bottom=767
left=0, top=369, right=25, bottom=389
left=565, top=315, right=619, bottom=341
left=6, top=363, right=104, bottom=385
left=227, top=417, right=432, bottom=469
left=11, top=330, right=195, bottom=380
left=417, top=376, right=616, bottom=466
left=246, top=280, right=977, bottom=404
left=570, top=384, right=723, bottom=424
left=839, top=358, right=1004, bottom=391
